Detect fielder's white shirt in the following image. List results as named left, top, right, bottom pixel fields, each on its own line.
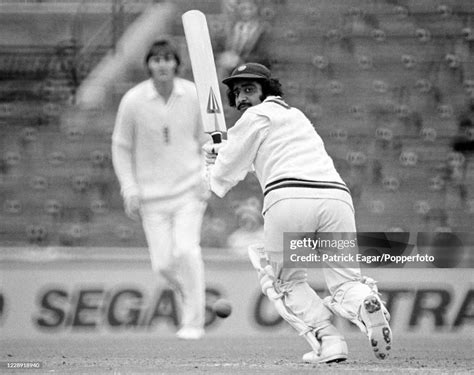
left=209, top=96, right=353, bottom=214
left=112, top=77, right=207, bottom=207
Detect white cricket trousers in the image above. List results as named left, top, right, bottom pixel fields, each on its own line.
left=264, top=197, right=372, bottom=329
left=141, top=198, right=206, bottom=330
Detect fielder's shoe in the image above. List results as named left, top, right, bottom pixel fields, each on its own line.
left=360, top=295, right=392, bottom=360
left=176, top=327, right=204, bottom=340
left=302, top=335, right=348, bottom=364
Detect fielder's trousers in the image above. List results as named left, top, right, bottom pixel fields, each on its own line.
left=141, top=197, right=207, bottom=330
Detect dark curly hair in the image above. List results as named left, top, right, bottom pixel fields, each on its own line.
left=226, top=78, right=284, bottom=107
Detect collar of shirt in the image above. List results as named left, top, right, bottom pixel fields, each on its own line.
left=144, top=78, right=185, bottom=101
left=264, top=95, right=279, bottom=102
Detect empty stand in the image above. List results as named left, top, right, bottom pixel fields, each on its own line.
left=0, top=0, right=473, bottom=247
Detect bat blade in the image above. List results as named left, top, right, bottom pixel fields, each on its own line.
left=182, top=10, right=226, bottom=143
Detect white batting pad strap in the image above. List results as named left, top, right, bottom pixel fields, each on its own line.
left=259, top=269, right=280, bottom=297
left=323, top=296, right=366, bottom=333
left=322, top=279, right=374, bottom=333
left=266, top=288, right=285, bottom=302
left=361, top=276, right=379, bottom=294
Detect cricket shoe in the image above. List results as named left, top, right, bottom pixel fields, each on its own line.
left=302, top=336, right=348, bottom=364
left=360, top=295, right=392, bottom=360
left=176, top=327, right=204, bottom=340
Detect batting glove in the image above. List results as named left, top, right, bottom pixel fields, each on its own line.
left=202, top=141, right=226, bottom=166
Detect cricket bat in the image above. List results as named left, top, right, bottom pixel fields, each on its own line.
left=182, top=10, right=226, bottom=144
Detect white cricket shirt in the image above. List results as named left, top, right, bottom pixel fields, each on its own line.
left=112, top=77, right=206, bottom=207
left=209, top=96, right=353, bottom=214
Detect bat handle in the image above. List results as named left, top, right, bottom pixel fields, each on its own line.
left=211, top=132, right=222, bottom=144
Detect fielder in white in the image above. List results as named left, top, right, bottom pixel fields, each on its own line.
left=112, top=40, right=208, bottom=340
left=203, top=63, right=392, bottom=363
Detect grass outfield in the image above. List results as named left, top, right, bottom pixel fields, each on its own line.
left=2, top=333, right=472, bottom=374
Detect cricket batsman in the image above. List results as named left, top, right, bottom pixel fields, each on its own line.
left=203, top=63, right=392, bottom=363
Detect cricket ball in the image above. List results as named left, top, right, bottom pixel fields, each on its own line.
left=213, top=299, right=232, bottom=318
